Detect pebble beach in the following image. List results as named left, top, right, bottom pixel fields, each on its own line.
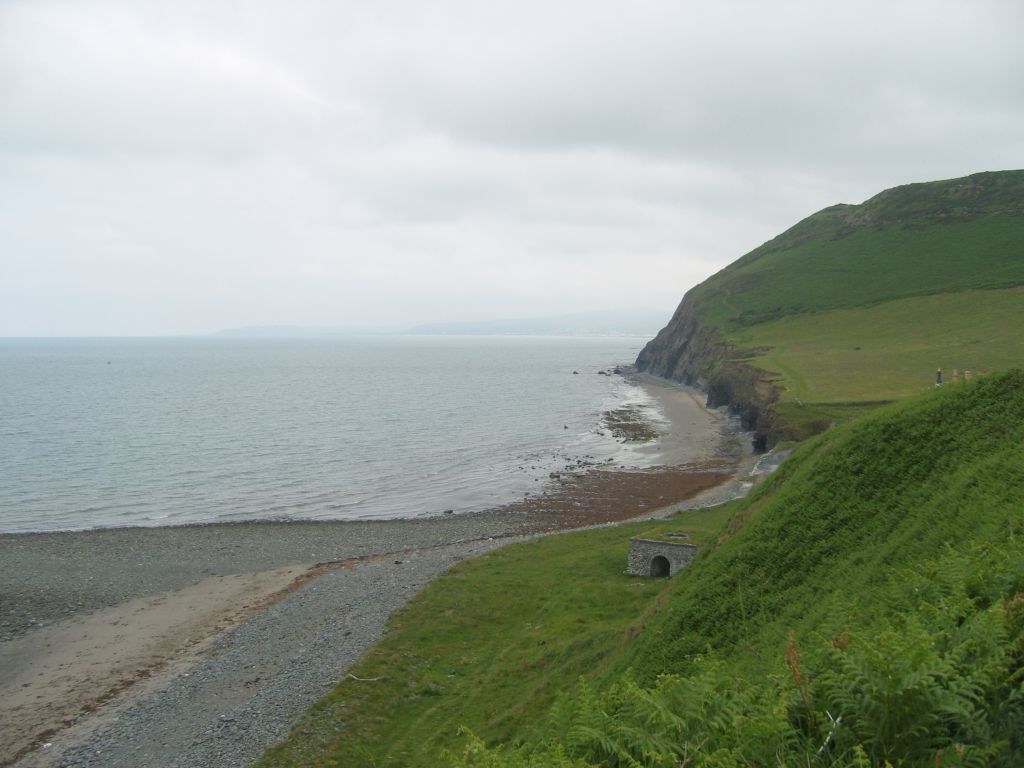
left=1, top=376, right=750, bottom=768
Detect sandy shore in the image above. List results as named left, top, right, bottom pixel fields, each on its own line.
left=0, top=374, right=751, bottom=767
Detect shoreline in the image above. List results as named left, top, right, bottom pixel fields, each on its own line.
left=0, top=367, right=730, bottom=540
left=1, top=374, right=753, bottom=767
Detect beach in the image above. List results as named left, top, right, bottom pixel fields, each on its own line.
left=1, top=375, right=750, bottom=768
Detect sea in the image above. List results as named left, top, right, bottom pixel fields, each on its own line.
left=0, top=335, right=669, bottom=534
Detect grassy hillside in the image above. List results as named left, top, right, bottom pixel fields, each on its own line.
left=260, top=372, right=1024, bottom=767
left=626, top=369, right=1024, bottom=680
left=634, top=170, right=1024, bottom=445
left=691, top=171, right=1024, bottom=331
left=450, top=370, right=1024, bottom=766
left=638, top=170, right=1024, bottom=442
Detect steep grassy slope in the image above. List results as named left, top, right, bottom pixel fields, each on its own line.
left=637, top=170, right=1024, bottom=445
left=691, top=179, right=1024, bottom=331
left=260, top=372, right=1024, bottom=767
left=449, top=370, right=1024, bottom=767
left=627, top=369, right=1024, bottom=679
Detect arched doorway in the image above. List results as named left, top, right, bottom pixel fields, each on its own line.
left=650, top=555, right=670, bottom=578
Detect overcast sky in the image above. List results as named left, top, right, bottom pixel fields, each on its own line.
left=2, top=0, right=1022, bottom=336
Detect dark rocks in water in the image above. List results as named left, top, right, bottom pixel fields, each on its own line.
left=572, top=370, right=579, bottom=374
left=563, top=425, right=568, bottom=429
left=443, top=509, right=454, bottom=515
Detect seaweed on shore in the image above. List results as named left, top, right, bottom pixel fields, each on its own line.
left=602, top=405, right=663, bottom=443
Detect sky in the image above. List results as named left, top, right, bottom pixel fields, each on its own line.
left=2, top=0, right=1022, bottom=336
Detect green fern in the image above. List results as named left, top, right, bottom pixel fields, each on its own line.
left=449, top=542, right=1024, bottom=768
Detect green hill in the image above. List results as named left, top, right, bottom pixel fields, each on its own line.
left=692, top=171, right=1024, bottom=330
left=449, top=371, right=1024, bottom=767
left=256, top=173, right=1024, bottom=767
left=627, top=369, right=1024, bottom=681
left=637, top=170, right=1024, bottom=445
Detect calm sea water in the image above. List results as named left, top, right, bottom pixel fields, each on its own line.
left=0, top=336, right=663, bottom=533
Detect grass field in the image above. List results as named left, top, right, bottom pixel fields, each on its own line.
left=730, top=287, right=1024, bottom=404
left=256, top=505, right=739, bottom=768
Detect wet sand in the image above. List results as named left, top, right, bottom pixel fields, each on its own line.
left=0, top=374, right=749, bottom=767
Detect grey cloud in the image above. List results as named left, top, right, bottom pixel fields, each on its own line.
left=354, top=2, right=1024, bottom=171
left=0, top=3, right=332, bottom=159
left=1, top=0, right=1022, bottom=335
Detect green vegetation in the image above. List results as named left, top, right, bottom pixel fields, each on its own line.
left=690, top=171, right=1024, bottom=331
left=256, top=506, right=738, bottom=768
left=258, top=173, right=1024, bottom=767
left=448, top=371, right=1024, bottom=767
left=625, top=370, right=1024, bottom=681
left=262, top=372, right=1024, bottom=767
left=454, top=545, right=1024, bottom=767
left=733, top=287, right=1024, bottom=404
left=681, top=170, right=1024, bottom=439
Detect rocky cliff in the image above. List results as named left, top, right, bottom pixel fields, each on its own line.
left=635, top=298, right=781, bottom=451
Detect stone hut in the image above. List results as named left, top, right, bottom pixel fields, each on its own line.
left=627, top=537, right=699, bottom=577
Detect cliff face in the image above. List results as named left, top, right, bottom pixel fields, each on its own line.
left=636, top=297, right=781, bottom=451
left=639, top=170, right=1024, bottom=451
left=635, top=298, right=721, bottom=384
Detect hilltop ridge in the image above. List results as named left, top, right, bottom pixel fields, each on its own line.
left=637, top=169, right=1024, bottom=448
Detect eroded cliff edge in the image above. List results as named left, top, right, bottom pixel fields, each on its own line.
left=635, top=298, right=781, bottom=451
